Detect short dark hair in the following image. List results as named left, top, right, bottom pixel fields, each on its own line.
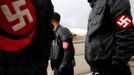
left=52, top=12, right=61, bottom=22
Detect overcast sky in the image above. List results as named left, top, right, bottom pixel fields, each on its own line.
left=52, top=0, right=134, bottom=29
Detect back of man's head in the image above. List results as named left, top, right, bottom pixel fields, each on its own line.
left=52, top=12, right=61, bottom=23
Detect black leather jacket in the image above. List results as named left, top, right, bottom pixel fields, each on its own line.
left=85, top=0, right=134, bottom=74
left=51, top=25, right=75, bottom=69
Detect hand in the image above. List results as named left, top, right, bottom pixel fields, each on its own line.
left=59, top=64, right=65, bottom=72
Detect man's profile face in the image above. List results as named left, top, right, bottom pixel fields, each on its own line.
left=51, top=19, right=55, bottom=27
left=52, top=19, right=58, bottom=27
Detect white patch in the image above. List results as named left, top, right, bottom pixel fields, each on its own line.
left=62, top=41, right=69, bottom=49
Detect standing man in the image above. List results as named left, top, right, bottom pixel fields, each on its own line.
left=85, top=0, right=134, bottom=75
left=50, top=12, right=75, bottom=75
left=0, top=0, right=54, bottom=75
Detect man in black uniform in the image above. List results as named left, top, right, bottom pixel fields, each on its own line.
left=0, top=0, right=54, bottom=75
left=85, top=0, right=134, bottom=75
left=50, top=12, right=75, bottom=75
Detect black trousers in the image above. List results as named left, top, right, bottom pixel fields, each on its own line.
left=0, top=61, right=48, bottom=75
left=54, top=65, right=74, bottom=75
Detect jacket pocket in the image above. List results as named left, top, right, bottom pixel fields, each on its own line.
left=87, top=35, right=106, bottom=67
left=96, top=7, right=104, bottom=15
left=90, top=37, right=104, bottom=59
left=92, top=7, right=105, bottom=25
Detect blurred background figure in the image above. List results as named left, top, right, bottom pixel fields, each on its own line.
left=50, top=12, right=75, bottom=75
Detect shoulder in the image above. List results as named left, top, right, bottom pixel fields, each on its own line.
left=57, top=25, right=72, bottom=40
left=108, top=0, right=130, bottom=7
left=59, top=25, right=71, bottom=34
left=31, top=0, right=53, bottom=10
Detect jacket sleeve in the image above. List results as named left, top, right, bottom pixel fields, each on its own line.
left=31, top=0, right=54, bottom=58
left=43, top=0, right=55, bottom=59
left=108, top=0, right=134, bottom=74
left=58, top=28, right=75, bottom=66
